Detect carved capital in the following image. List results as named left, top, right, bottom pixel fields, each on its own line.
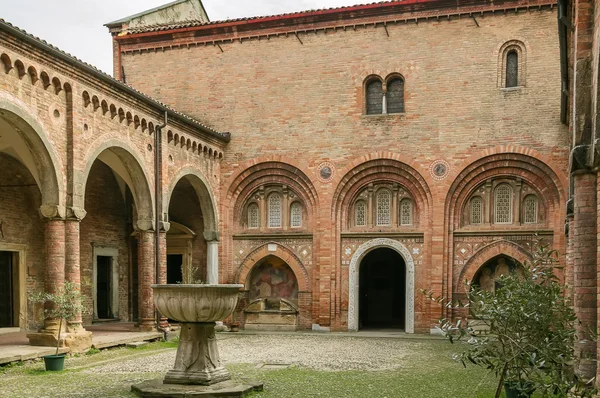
left=66, top=207, right=87, bottom=221
left=160, top=221, right=171, bottom=232
left=136, top=219, right=154, bottom=232
left=39, top=204, right=65, bottom=220
left=203, top=230, right=220, bottom=242
left=570, top=145, right=592, bottom=173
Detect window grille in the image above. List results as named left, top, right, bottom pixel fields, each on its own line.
left=248, top=203, right=259, bottom=228
left=355, top=201, right=366, bottom=226
left=523, top=195, right=537, bottom=224
left=366, top=79, right=383, bottom=115
left=506, top=50, right=518, bottom=88
left=400, top=198, right=412, bottom=226
left=376, top=189, right=391, bottom=226
left=268, top=193, right=282, bottom=228
left=290, top=202, right=302, bottom=228
left=387, top=78, right=405, bottom=113
left=494, top=184, right=512, bottom=224
left=470, top=197, right=483, bottom=224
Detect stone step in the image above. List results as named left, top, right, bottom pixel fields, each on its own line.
left=125, top=341, right=148, bottom=349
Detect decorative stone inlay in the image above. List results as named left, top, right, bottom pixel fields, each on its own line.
left=429, top=159, right=450, bottom=181
left=347, top=238, right=416, bottom=333
left=317, top=161, right=335, bottom=183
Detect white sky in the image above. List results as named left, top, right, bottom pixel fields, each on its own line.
left=1, top=0, right=356, bottom=75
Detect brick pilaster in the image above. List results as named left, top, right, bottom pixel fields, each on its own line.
left=573, top=172, right=597, bottom=379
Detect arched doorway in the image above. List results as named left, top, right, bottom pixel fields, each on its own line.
left=359, top=248, right=405, bottom=329
left=348, top=238, right=415, bottom=333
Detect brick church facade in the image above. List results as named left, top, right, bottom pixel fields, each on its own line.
left=1, top=0, right=597, bottom=378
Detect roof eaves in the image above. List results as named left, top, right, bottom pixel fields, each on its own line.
left=0, top=18, right=229, bottom=143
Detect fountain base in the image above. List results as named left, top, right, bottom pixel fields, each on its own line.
left=132, top=379, right=263, bottom=397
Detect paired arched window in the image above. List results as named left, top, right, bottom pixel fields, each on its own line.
left=523, top=195, right=537, bottom=224
left=400, top=199, right=412, bottom=226
left=268, top=193, right=282, bottom=228
left=470, top=197, right=483, bottom=225
left=376, top=189, right=392, bottom=226
left=290, top=202, right=302, bottom=228
left=355, top=200, right=367, bottom=226
left=494, top=184, right=513, bottom=224
left=248, top=203, right=259, bottom=229
left=365, top=74, right=405, bottom=115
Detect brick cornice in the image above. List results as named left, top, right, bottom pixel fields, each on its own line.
left=115, top=1, right=556, bottom=53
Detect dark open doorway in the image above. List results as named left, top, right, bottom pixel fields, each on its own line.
left=96, top=256, right=112, bottom=319
left=0, top=251, right=14, bottom=327
left=167, top=254, right=183, bottom=284
left=359, top=247, right=405, bottom=330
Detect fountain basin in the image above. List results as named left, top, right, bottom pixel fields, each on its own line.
left=153, top=284, right=243, bottom=323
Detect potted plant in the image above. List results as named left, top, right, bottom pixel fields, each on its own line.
left=229, top=311, right=240, bottom=332
left=425, top=244, right=584, bottom=398
left=30, top=281, right=87, bottom=371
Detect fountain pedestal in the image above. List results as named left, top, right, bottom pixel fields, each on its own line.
left=164, top=322, right=229, bottom=385
left=131, top=285, right=263, bottom=397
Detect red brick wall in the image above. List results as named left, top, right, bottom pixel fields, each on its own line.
left=0, top=154, right=45, bottom=329
left=119, top=8, right=569, bottom=331
left=80, top=160, right=130, bottom=323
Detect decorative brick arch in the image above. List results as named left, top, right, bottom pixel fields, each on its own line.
left=226, top=161, right=318, bottom=230
left=79, top=138, right=154, bottom=228
left=457, top=240, right=533, bottom=294
left=348, top=238, right=415, bottom=333
left=166, top=166, right=218, bottom=233
left=236, top=242, right=310, bottom=292
left=0, top=94, right=64, bottom=212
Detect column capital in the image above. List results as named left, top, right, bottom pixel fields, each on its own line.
left=39, top=204, right=65, bottom=220
left=203, top=231, right=220, bottom=242
left=136, top=219, right=154, bottom=232
left=66, top=206, right=87, bottom=221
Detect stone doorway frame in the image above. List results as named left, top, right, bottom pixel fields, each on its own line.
left=348, top=238, right=415, bottom=333
left=0, top=243, right=26, bottom=330
left=92, top=246, right=119, bottom=320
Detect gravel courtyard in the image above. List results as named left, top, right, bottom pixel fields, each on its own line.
left=89, top=334, right=424, bottom=374
left=2, top=333, right=498, bottom=397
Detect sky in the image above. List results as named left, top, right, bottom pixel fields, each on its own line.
left=2, top=0, right=356, bottom=75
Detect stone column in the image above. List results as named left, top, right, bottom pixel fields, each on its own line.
left=205, top=231, right=219, bottom=284
left=137, top=230, right=156, bottom=331
left=28, top=212, right=66, bottom=347
left=572, top=172, right=597, bottom=379
left=64, top=209, right=93, bottom=350
left=158, top=230, right=168, bottom=329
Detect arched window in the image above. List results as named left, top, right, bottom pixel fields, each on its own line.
left=355, top=200, right=366, bottom=227
left=506, top=50, right=518, bottom=88
left=290, top=202, right=302, bottom=228
left=376, top=189, right=391, bottom=226
left=247, top=203, right=259, bottom=229
left=386, top=77, right=405, bottom=114
left=494, top=184, right=513, bottom=224
left=400, top=198, right=412, bottom=226
left=268, top=193, right=282, bottom=228
left=523, top=195, right=538, bottom=224
left=366, top=79, right=383, bottom=115
left=470, top=197, right=483, bottom=225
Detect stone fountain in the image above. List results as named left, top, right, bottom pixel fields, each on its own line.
left=132, top=284, right=263, bottom=397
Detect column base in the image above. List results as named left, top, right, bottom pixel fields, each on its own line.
left=137, top=318, right=157, bottom=332
left=27, top=330, right=93, bottom=352
left=165, top=322, right=230, bottom=386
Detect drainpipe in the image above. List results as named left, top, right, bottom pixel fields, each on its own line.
left=155, top=111, right=168, bottom=338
